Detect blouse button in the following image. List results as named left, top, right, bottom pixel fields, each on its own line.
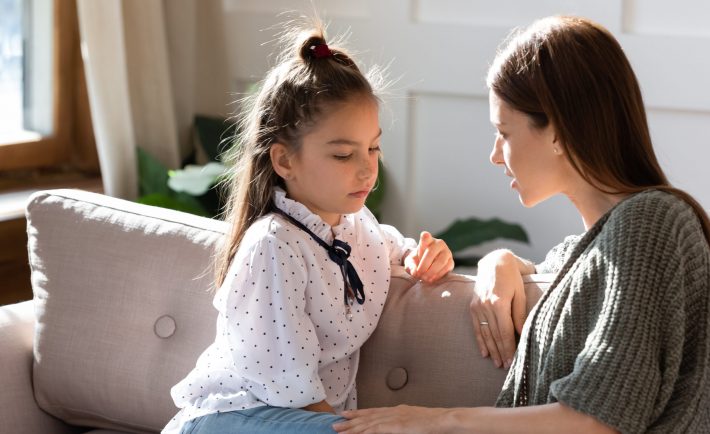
left=386, top=367, right=408, bottom=390
left=154, top=315, right=177, bottom=338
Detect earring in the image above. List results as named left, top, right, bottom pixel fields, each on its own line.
left=553, top=147, right=560, bottom=155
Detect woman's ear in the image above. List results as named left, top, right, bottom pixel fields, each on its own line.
left=270, top=143, right=292, bottom=180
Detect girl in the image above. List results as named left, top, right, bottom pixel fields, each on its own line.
left=163, top=24, right=454, bottom=434
left=335, top=15, right=710, bottom=434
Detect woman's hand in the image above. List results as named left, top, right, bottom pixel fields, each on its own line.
left=404, top=231, right=454, bottom=283
left=471, top=249, right=531, bottom=369
left=332, top=405, right=452, bottom=433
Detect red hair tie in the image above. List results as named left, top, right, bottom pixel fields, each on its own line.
left=311, top=43, right=332, bottom=59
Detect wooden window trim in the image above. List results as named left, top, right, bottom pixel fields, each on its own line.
left=0, top=0, right=99, bottom=176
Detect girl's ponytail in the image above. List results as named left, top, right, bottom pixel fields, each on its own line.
left=215, top=20, right=383, bottom=287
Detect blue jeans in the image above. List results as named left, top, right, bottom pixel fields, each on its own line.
left=180, top=406, right=345, bottom=434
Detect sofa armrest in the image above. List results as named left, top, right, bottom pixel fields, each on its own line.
left=0, top=301, right=79, bottom=434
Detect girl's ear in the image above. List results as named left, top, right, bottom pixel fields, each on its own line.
left=270, top=143, right=292, bottom=180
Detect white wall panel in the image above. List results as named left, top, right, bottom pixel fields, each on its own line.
left=648, top=108, right=710, bottom=209
left=222, top=0, right=710, bottom=263
left=222, top=0, right=369, bottom=17
left=623, top=0, right=710, bottom=36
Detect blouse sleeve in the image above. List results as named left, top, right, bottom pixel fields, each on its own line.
left=379, top=224, right=417, bottom=266
left=219, top=235, right=326, bottom=408
left=548, top=211, right=688, bottom=433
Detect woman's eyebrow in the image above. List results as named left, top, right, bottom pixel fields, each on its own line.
left=327, top=129, right=382, bottom=146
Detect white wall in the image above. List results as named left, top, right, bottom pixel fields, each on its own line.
left=220, top=0, right=710, bottom=263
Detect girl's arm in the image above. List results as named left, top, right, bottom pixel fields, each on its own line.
left=333, top=402, right=619, bottom=434
left=470, top=249, right=534, bottom=368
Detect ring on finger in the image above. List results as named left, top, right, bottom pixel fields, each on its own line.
left=480, top=320, right=489, bottom=326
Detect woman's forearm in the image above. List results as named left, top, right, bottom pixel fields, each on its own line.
left=441, top=403, right=618, bottom=434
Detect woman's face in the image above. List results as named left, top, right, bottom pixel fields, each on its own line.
left=488, top=90, right=569, bottom=207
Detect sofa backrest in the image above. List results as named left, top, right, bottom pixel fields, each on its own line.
left=27, top=190, right=226, bottom=433
left=358, top=271, right=548, bottom=409
left=26, top=189, right=550, bottom=433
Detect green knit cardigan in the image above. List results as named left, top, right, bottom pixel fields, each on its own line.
left=497, top=190, right=710, bottom=434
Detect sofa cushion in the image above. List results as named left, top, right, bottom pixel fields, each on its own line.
left=358, top=268, right=550, bottom=408
left=27, top=189, right=227, bottom=433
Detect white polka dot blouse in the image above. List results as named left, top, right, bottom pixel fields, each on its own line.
left=163, top=188, right=416, bottom=433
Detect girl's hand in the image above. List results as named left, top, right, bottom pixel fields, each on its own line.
left=404, top=231, right=454, bottom=283
left=470, top=250, right=527, bottom=369
left=333, top=405, right=452, bottom=433
left=303, top=399, right=335, bottom=414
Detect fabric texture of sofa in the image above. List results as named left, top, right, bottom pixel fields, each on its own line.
left=0, top=189, right=552, bottom=433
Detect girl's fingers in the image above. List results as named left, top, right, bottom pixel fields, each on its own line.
left=415, top=239, right=447, bottom=277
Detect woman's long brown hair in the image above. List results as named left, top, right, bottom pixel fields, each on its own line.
left=487, top=15, right=710, bottom=242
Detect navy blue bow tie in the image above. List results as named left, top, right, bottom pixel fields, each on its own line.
left=273, top=208, right=366, bottom=309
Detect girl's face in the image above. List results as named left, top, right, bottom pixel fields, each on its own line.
left=488, top=90, right=570, bottom=207
left=280, top=95, right=381, bottom=226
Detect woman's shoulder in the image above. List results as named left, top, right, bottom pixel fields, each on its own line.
left=606, top=189, right=700, bottom=235
left=597, top=189, right=709, bottom=267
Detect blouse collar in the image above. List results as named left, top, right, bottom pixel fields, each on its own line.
left=273, top=187, right=356, bottom=243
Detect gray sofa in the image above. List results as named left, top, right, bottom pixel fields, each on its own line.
left=0, top=189, right=551, bottom=433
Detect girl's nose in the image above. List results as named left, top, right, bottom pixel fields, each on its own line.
left=359, top=155, right=376, bottom=180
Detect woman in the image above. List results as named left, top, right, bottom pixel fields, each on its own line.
left=333, top=15, right=710, bottom=434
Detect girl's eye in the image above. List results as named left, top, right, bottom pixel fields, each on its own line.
left=369, top=146, right=381, bottom=154
left=334, top=154, right=352, bottom=161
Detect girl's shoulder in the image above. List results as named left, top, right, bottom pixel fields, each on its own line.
left=238, top=214, right=303, bottom=252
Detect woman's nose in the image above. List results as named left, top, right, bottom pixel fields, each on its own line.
left=489, top=138, right=503, bottom=166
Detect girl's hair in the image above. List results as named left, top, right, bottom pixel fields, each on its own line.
left=215, top=22, right=381, bottom=287
left=486, top=15, right=710, bottom=241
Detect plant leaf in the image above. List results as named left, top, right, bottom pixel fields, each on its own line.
left=137, top=193, right=209, bottom=217
left=194, top=115, right=236, bottom=162
left=452, top=255, right=482, bottom=267
left=136, top=147, right=170, bottom=196
left=435, top=217, right=529, bottom=253
left=167, top=162, right=228, bottom=196
left=365, top=159, right=386, bottom=218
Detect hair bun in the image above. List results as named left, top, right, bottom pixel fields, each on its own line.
left=300, top=35, right=330, bottom=61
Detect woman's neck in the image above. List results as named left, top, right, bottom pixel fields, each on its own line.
left=565, top=182, right=629, bottom=231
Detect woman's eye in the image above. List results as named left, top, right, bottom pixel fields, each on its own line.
left=369, top=146, right=381, bottom=154
left=334, top=154, right=352, bottom=161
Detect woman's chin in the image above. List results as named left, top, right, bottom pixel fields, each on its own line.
left=517, top=191, right=540, bottom=208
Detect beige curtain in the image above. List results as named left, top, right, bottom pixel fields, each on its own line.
left=77, top=0, right=230, bottom=199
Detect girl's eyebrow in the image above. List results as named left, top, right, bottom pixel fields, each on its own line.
left=327, top=129, right=382, bottom=146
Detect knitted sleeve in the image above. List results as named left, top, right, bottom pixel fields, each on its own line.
left=549, top=196, right=699, bottom=433
left=535, top=234, right=582, bottom=274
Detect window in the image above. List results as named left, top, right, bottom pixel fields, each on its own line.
left=1, top=0, right=52, bottom=145
left=0, top=0, right=98, bottom=177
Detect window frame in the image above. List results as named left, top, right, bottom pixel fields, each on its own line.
left=0, top=0, right=97, bottom=174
